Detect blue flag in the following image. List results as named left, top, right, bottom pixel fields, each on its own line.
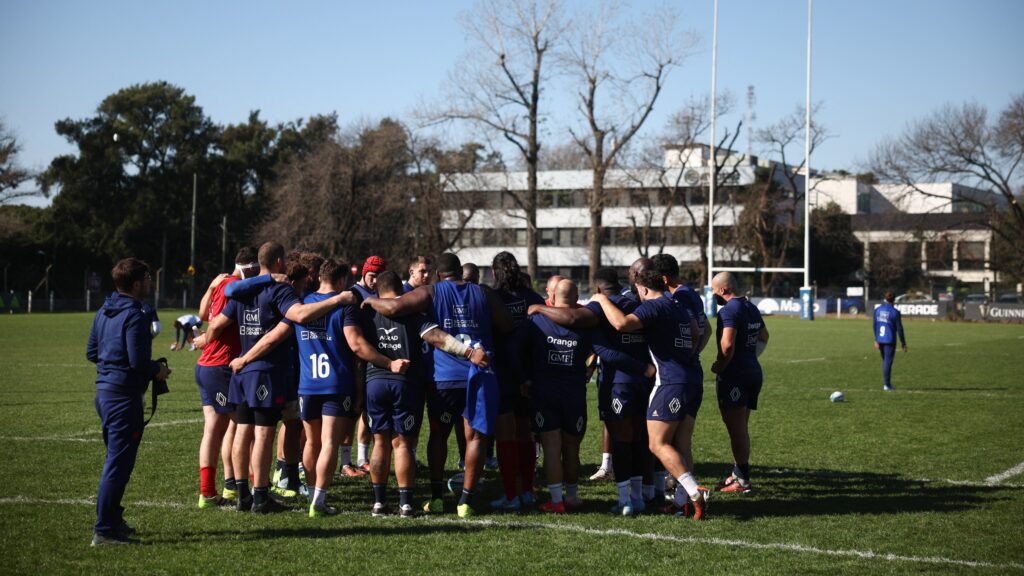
left=464, top=356, right=498, bottom=436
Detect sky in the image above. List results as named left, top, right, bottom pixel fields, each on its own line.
left=2, top=0, right=1022, bottom=207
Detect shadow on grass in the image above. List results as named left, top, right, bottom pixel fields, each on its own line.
left=695, top=463, right=1008, bottom=521
left=149, top=521, right=502, bottom=544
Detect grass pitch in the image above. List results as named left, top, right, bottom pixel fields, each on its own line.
left=1, top=311, right=1022, bottom=575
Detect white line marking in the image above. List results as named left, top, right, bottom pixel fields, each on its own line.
left=943, top=342, right=964, bottom=347
left=986, top=460, right=1024, bottom=485
left=0, top=436, right=102, bottom=443
left=786, top=357, right=826, bottom=364
left=762, top=467, right=1024, bottom=489
left=2, top=496, right=1021, bottom=571
left=64, top=418, right=202, bottom=438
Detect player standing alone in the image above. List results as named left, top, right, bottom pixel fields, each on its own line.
left=873, top=291, right=906, bottom=391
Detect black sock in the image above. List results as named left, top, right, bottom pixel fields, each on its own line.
left=253, top=486, right=269, bottom=505
left=459, top=488, right=473, bottom=506
left=236, top=479, right=251, bottom=500
left=612, top=440, right=633, bottom=483
left=285, top=463, right=300, bottom=490
left=372, top=483, right=387, bottom=505
left=735, top=463, right=751, bottom=483
left=431, top=481, right=444, bottom=500
left=224, top=477, right=237, bottom=491
left=399, top=488, right=413, bottom=508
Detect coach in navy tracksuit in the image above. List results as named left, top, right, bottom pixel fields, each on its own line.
left=86, top=258, right=170, bottom=545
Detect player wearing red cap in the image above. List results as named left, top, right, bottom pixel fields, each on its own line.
left=342, top=256, right=387, bottom=477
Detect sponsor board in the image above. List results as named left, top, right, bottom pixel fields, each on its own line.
left=750, top=297, right=827, bottom=316
left=871, top=301, right=949, bottom=318
left=964, top=303, right=1024, bottom=322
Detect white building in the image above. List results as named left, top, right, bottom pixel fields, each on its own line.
left=441, top=145, right=756, bottom=288
left=814, top=177, right=1001, bottom=294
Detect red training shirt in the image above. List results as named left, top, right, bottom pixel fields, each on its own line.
left=197, top=275, right=241, bottom=367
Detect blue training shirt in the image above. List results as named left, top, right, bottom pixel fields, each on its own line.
left=585, top=295, right=650, bottom=384
left=519, top=314, right=593, bottom=388
left=431, top=280, right=494, bottom=387
left=495, top=288, right=546, bottom=388
left=294, top=292, right=359, bottom=396
left=631, top=295, right=696, bottom=385
left=716, top=296, right=765, bottom=378
left=221, top=283, right=299, bottom=374
left=673, top=284, right=708, bottom=341
left=873, top=302, right=905, bottom=346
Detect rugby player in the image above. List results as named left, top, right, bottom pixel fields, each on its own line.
left=171, top=313, right=203, bottom=351
left=362, top=252, right=512, bottom=518
left=489, top=252, right=545, bottom=512
left=462, top=262, right=480, bottom=284
left=529, top=268, right=656, bottom=515
left=590, top=270, right=709, bottom=519
left=362, top=271, right=489, bottom=517
left=195, top=242, right=355, bottom=513
left=873, top=291, right=906, bottom=391
left=710, top=272, right=769, bottom=494
left=404, top=256, right=433, bottom=293
left=519, top=279, right=593, bottom=513
left=194, top=247, right=259, bottom=508
left=653, top=254, right=711, bottom=495
left=350, top=256, right=387, bottom=475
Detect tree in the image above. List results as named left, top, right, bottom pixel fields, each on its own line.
left=431, top=0, right=566, bottom=279
left=810, top=201, right=863, bottom=286
left=38, top=81, right=218, bottom=297
left=734, top=104, right=829, bottom=294
left=562, top=1, right=696, bottom=286
left=623, top=92, right=743, bottom=281
left=0, top=120, right=34, bottom=205
left=257, top=119, right=489, bottom=267
left=868, top=95, right=1024, bottom=281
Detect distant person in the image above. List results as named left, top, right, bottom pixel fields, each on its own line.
left=404, top=256, right=434, bottom=293
left=462, top=262, right=480, bottom=284
left=873, top=291, right=907, bottom=391
left=171, top=314, right=203, bottom=351
left=544, top=275, right=563, bottom=306
left=710, top=272, right=768, bottom=495
left=87, top=258, right=170, bottom=545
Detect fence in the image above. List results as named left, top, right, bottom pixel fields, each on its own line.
left=1, top=290, right=197, bottom=314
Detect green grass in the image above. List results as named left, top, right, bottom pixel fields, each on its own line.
left=1, top=311, right=1022, bottom=575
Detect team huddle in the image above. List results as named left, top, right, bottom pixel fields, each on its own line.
left=87, top=242, right=769, bottom=544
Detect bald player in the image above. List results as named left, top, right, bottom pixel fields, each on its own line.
left=710, top=272, right=768, bottom=494
left=519, top=279, right=594, bottom=513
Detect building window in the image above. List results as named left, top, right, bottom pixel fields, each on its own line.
left=958, top=241, right=985, bottom=270
left=926, top=240, right=953, bottom=271
left=856, top=191, right=871, bottom=214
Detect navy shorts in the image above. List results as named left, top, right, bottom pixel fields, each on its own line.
left=598, top=379, right=647, bottom=421
left=229, top=368, right=289, bottom=410
left=716, top=371, right=764, bottom=410
left=427, top=383, right=466, bottom=426
left=531, top=384, right=587, bottom=436
left=366, top=377, right=424, bottom=436
left=195, top=364, right=235, bottom=414
left=299, top=393, right=355, bottom=421
left=646, top=383, right=687, bottom=422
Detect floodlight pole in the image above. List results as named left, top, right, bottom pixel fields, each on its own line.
left=190, top=172, right=197, bottom=306
left=705, top=0, right=720, bottom=318
left=800, top=0, right=814, bottom=320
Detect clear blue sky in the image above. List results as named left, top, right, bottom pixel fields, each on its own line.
left=2, top=0, right=1022, bottom=206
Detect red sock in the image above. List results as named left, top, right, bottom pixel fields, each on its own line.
left=518, top=440, right=535, bottom=493
left=496, top=441, right=519, bottom=500
left=200, top=466, right=216, bottom=497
